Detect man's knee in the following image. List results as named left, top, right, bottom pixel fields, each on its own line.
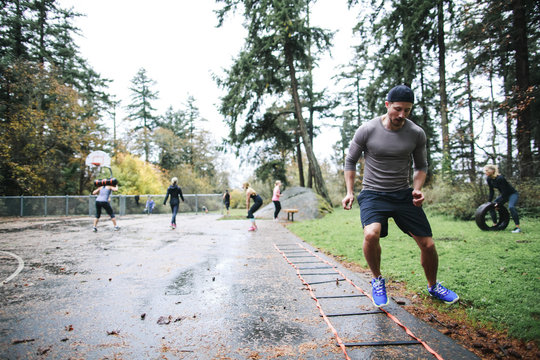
left=415, top=236, right=435, bottom=251
left=364, top=225, right=381, bottom=243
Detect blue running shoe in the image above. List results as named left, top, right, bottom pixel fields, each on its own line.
left=428, top=282, right=459, bottom=304
left=371, top=276, right=389, bottom=307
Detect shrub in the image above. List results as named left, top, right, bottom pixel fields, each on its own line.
left=425, top=177, right=486, bottom=220
left=513, top=179, right=540, bottom=218
left=229, top=189, right=245, bottom=209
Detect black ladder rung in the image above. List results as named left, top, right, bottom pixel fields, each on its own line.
left=339, top=340, right=421, bottom=347
left=286, top=255, right=316, bottom=258
left=317, top=294, right=367, bottom=299
left=293, top=261, right=324, bottom=264
left=323, top=310, right=384, bottom=317
left=307, top=278, right=346, bottom=285
left=297, top=266, right=335, bottom=270
left=301, top=273, right=339, bottom=276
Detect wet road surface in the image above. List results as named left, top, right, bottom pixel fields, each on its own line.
left=0, top=215, right=478, bottom=359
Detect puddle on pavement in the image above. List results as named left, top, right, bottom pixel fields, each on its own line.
left=166, top=269, right=194, bottom=295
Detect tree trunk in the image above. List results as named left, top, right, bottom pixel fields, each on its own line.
left=512, top=0, right=533, bottom=179
left=466, top=69, right=476, bottom=182
left=295, top=130, right=305, bottom=187
left=37, top=0, right=46, bottom=65
left=308, top=110, right=314, bottom=189
left=418, top=52, right=433, bottom=184
left=506, top=113, right=513, bottom=176
left=306, top=2, right=314, bottom=189
left=355, top=71, right=361, bottom=127
left=501, top=51, right=513, bottom=176
left=285, top=44, right=332, bottom=206
left=437, top=0, right=451, bottom=177
left=13, top=0, right=25, bottom=58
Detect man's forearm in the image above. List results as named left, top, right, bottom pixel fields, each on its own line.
left=412, top=170, right=427, bottom=191
left=344, top=170, right=356, bottom=195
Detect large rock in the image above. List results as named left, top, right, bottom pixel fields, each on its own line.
left=256, top=186, right=333, bottom=221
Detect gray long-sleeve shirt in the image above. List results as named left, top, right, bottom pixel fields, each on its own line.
left=344, top=117, right=428, bottom=192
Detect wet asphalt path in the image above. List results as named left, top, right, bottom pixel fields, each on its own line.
left=0, top=215, right=478, bottom=359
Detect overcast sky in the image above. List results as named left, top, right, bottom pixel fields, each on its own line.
left=58, top=0, right=359, bottom=185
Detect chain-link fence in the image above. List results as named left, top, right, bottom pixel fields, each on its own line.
left=0, top=194, right=224, bottom=217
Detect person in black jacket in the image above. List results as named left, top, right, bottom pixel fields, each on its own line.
left=163, top=177, right=185, bottom=229
left=223, top=190, right=231, bottom=216
left=484, top=165, right=521, bottom=233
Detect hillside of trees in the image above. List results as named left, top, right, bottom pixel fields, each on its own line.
left=1, top=1, right=538, bottom=214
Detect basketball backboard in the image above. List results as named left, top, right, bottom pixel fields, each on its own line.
left=85, top=151, right=111, bottom=167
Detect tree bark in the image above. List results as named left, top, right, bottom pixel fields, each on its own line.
left=418, top=52, right=433, bottom=184
left=512, top=0, right=533, bottom=179
left=295, top=129, right=305, bottom=187
left=284, top=44, right=332, bottom=206
left=466, top=68, right=476, bottom=182
left=306, top=1, right=314, bottom=189
left=437, top=0, right=451, bottom=177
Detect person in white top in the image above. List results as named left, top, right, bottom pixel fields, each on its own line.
left=92, top=184, right=119, bottom=232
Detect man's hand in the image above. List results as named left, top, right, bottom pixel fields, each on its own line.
left=342, top=194, right=355, bottom=210
left=412, top=189, right=424, bottom=207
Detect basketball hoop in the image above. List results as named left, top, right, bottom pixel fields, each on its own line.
left=86, top=151, right=113, bottom=179
left=91, top=156, right=104, bottom=167
left=86, top=151, right=111, bottom=168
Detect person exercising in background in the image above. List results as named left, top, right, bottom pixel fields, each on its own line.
left=484, top=165, right=521, bottom=233
left=243, top=182, right=262, bottom=232
left=163, top=177, right=184, bottom=229
left=223, top=189, right=231, bottom=216
left=92, top=183, right=119, bottom=232
left=342, top=84, right=458, bottom=307
left=272, top=180, right=282, bottom=221
left=145, top=196, right=155, bottom=215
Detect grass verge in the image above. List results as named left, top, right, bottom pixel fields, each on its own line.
left=287, top=207, right=540, bottom=343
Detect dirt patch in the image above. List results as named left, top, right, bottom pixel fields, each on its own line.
left=334, top=257, right=540, bottom=360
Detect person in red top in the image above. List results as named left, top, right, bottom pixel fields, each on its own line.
left=272, top=180, right=282, bottom=221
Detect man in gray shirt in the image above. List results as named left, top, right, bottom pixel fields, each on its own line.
left=342, top=85, right=458, bottom=307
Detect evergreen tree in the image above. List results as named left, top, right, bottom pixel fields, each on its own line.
left=216, top=0, right=333, bottom=205
left=126, top=68, right=159, bottom=162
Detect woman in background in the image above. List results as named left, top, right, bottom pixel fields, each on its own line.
left=163, top=177, right=185, bottom=229
left=243, top=182, right=263, bottom=232
left=272, top=180, right=282, bottom=221
left=484, top=165, right=521, bottom=233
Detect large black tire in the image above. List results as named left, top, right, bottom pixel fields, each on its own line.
left=475, top=202, right=510, bottom=231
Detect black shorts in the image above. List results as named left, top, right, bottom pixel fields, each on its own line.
left=357, top=188, right=432, bottom=238
left=95, top=201, right=115, bottom=219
